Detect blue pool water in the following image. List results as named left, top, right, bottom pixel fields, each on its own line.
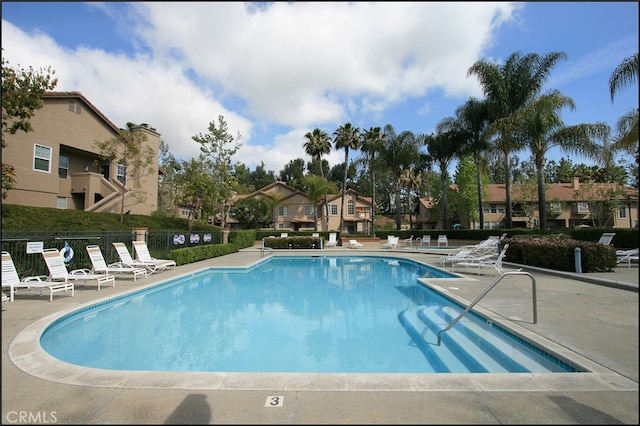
left=41, top=256, right=576, bottom=373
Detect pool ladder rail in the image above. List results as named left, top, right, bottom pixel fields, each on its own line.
left=436, top=271, right=537, bottom=346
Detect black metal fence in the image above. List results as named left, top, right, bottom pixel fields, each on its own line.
left=2, top=230, right=223, bottom=277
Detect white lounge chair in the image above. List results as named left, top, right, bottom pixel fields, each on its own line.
left=42, top=248, right=115, bottom=291
left=86, top=245, right=147, bottom=281
left=382, top=236, right=399, bottom=249
left=280, top=232, right=289, bottom=238
left=113, top=242, right=161, bottom=273
left=403, top=235, right=414, bottom=247
left=454, top=244, right=510, bottom=276
left=348, top=239, right=364, bottom=249
left=598, top=232, right=615, bottom=246
left=616, top=248, right=639, bottom=268
left=440, top=250, right=476, bottom=269
left=2, top=250, right=74, bottom=302
left=325, top=232, right=338, bottom=248
left=420, top=235, right=431, bottom=246
left=460, top=237, right=500, bottom=255
left=437, top=235, right=448, bottom=246
left=132, top=241, right=177, bottom=271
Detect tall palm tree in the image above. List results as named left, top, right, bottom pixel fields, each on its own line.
left=454, top=98, right=491, bottom=229
left=381, top=125, right=424, bottom=230
left=609, top=53, right=639, bottom=177
left=512, top=90, right=610, bottom=229
left=468, top=50, right=568, bottom=228
left=426, top=120, right=469, bottom=230
left=360, top=126, right=386, bottom=236
left=333, top=123, right=362, bottom=233
left=303, top=128, right=332, bottom=230
left=609, top=52, right=638, bottom=102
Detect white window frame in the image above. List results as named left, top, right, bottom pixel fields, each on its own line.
left=116, top=163, right=127, bottom=184
left=330, top=204, right=338, bottom=215
left=575, top=202, right=589, bottom=214
left=33, top=144, right=52, bottom=172
left=619, top=204, right=627, bottom=219
left=347, top=199, right=354, bottom=215
left=58, top=155, right=69, bottom=179
left=278, top=206, right=288, bottom=216
left=304, top=205, right=315, bottom=216
left=56, top=196, right=67, bottom=209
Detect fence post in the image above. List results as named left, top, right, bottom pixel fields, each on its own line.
left=574, top=247, right=582, bottom=274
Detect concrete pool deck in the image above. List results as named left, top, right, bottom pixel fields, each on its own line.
left=2, top=245, right=638, bottom=424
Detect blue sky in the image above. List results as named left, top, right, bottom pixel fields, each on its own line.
left=2, top=2, right=638, bottom=175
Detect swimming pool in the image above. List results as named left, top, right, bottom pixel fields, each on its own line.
left=40, top=255, right=577, bottom=374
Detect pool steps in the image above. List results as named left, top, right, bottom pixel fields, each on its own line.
left=398, top=305, right=569, bottom=373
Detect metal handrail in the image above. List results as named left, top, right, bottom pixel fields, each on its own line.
left=436, top=271, right=537, bottom=345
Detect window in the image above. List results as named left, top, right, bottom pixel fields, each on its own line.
left=34, top=144, right=52, bottom=172
left=116, top=163, right=126, bottom=184
left=483, top=203, right=505, bottom=214
left=304, top=205, right=315, bottom=216
left=330, top=204, right=338, bottom=215
left=58, top=155, right=69, bottom=179
left=278, top=206, right=288, bottom=216
left=181, top=208, right=192, bottom=217
left=619, top=204, right=627, bottom=219
left=347, top=199, right=354, bottom=215
left=56, top=197, right=67, bottom=209
left=575, top=202, right=589, bottom=214
left=68, top=100, right=81, bottom=114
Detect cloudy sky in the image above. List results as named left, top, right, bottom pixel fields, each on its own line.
left=2, top=2, right=638, bottom=175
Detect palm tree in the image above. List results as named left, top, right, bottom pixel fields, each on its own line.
left=333, top=123, right=362, bottom=233
left=381, top=125, right=425, bottom=230
left=609, top=53, right=639, bottom=179
left=425, top=120, right=469, bottom=230
left=512, top=90, right=610, bottom=229
left=303, top=128, right=332, bottom=230
left=609, top=52, right=638, bottom=102
left=302, top=174, right=337, bottom=231
left=360, top=126, right=386, bottom=236
left=453, top=98, right=491, bottom=229
left=468, top=50, right=568, bottom=228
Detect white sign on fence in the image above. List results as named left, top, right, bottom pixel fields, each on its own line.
left=26, top=241, right=44, bottom=254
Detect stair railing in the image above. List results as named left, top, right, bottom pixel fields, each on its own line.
left=436, top=271, right=537, bottom=345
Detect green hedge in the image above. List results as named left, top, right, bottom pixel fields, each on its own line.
left=504, top=236, right=617, bottom=273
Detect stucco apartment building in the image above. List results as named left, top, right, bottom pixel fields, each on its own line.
left=2, top=91, right=161, bottom=215
left=228, top=181, right=374, bottom=234
left=414, top=177, right=638, bottom=230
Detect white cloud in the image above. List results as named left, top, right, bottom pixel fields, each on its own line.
left=2, top=2, right=518, bottom=173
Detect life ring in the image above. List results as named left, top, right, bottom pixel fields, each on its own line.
left=60, top=243, right=74, bottom=264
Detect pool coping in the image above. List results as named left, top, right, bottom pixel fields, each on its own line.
left=7, top=253, right=639, bottom=393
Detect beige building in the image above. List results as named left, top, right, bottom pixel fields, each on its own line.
left=414, top=177, right=638, bottom=230
left=2, top=91, right=161, bottom=215
left=228, top=181, right=373, bottom=233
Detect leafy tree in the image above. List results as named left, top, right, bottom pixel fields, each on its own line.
left=192, top=115, right=242, bottom=228
left=381, top=125, right=424, bottom=230
left=157, top=138, right=182, bottom=215
left=1, top=54, right=58, bottom=196
left=468, top=51, right=567, bottom=228
left=302, top=174, right=338, bottom=231
left=177, top=157, right=216, bottom=230
left=574, top=181, right=627, bottom=227
left=278, top=158, right=306, bottom=190
left=250, top=162, right=277, bottom=189
left=94, top=122, right=157, bottom=223
left=454, top=155, right=485, bottom=227
left=230, top=197, right=272, bottom=229
left=333, top=123, right=362, bottom=232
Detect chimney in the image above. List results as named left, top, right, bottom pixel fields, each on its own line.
left=572, top=177, right=580, bottom=189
